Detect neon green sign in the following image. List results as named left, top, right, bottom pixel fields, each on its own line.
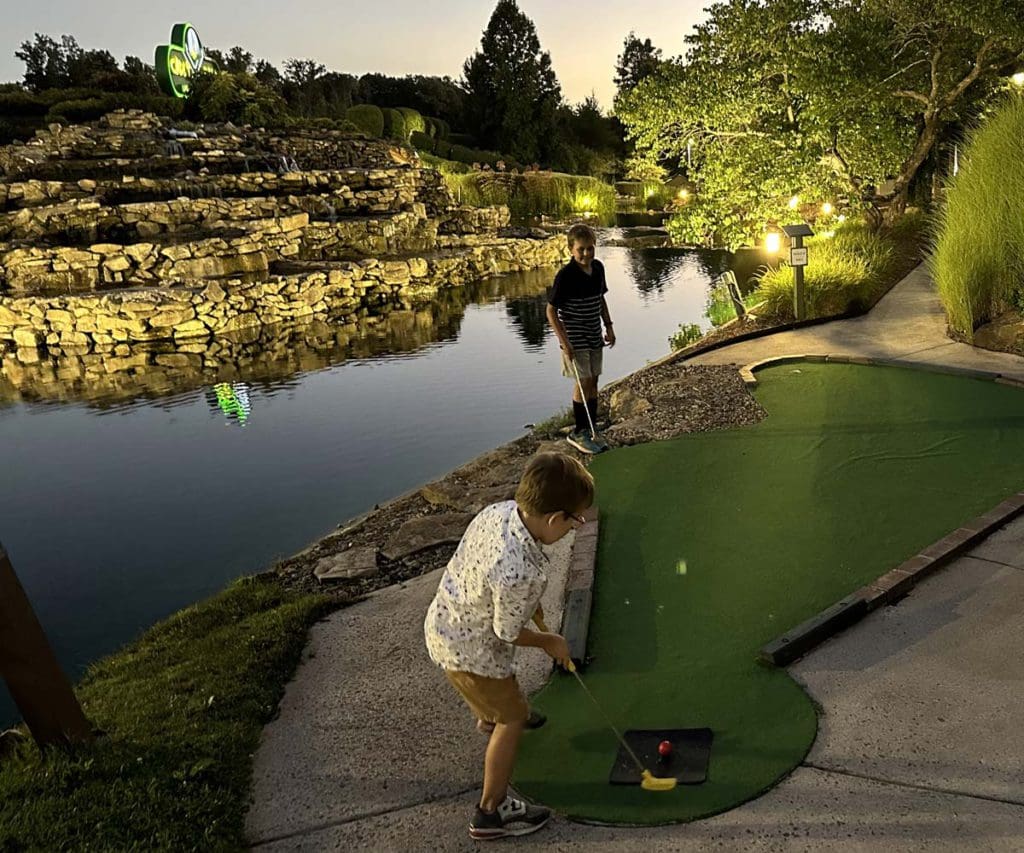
left=155, top=23, right=218, bottom=98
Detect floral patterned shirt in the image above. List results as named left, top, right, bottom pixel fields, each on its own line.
left=424, top=501, right=548, bottom=678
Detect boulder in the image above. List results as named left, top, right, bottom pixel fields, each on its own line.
left=382, top=513, right=474, bottom=561
left=314, top=547, right=380, bottom=582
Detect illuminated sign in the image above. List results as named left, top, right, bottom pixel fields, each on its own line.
left=155, top=23, right=218, bottom=98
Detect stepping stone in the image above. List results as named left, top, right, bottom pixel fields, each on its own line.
left=314, top=547, right=380, bottom=582
left=382, top=513, right=474, bottom=561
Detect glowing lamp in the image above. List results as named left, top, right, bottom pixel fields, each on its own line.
left=765, top=231, right=782, bottom=253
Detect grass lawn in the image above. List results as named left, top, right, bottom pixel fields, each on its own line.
left=0, top=576, right=338, bottom=850
left=516, top=362, right=1024, bottom=823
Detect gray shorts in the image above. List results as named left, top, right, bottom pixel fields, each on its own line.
left=561, top=347, right=603, bottom=381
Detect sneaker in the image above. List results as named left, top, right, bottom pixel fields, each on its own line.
left=477, top=710, right=547, bottom=735
left=566, top=431, right=604, bottom=455
left=469, top=795, right=551, bottom=840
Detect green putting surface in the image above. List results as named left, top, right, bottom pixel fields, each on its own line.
left=516, top=362, right=1024, bottom=823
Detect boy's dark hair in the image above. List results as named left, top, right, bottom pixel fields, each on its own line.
left=515, top=452, right=595, bottom=517
left=566, top=222, right=596, bottom=249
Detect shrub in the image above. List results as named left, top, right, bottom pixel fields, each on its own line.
left=450, top=144, right=477, bottom=165
left=432, top=117, right=450, bottom=140
left=0, top=91, right=48, bottom=117
left=47, top=96, right=118, bottom=123
left=669, top=323, right=704, bottom=351
left=345, top=104, right=384, bottom=138
left=449, top=132, right=477, bottom=147
left=433, top=139, right=452, bottom=159
left=409, top=130, right=434, bottom=152
left=751, top=218, right=923, bottom=322
left=189, top=72, right=288, bottom=127
left=382, top=108, right=408, bottom=142
left=398, top=107, right=425, bottom=136
left=930, top=96, right=1024, bottom=337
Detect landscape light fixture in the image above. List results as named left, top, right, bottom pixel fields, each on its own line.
left=821, top=202, right=834, bottom=215
left=788, top=195, right=800, bottom=209
left=782, top=223, right=814, bottom=321
left=1013, top=72, right=1024, bottom=86
left=764, top=230, right=782, bottom=254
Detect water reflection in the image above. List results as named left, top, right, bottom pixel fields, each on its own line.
left=0, top=268, right=556, bottom=409
left=0, top=246, right=728, bottom=728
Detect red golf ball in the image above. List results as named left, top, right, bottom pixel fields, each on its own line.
left=657, top=740, right=672, bottom=757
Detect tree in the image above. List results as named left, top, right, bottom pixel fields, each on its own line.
left=15, top=34, right=78, bottom=91
left=616, top=0, right=1024, bottom=246
left=188, top=72, right=289, bottom=126
left=462, top=0, right=563, bottom=164
left=284, top=58, right=326, bottom=88
left=223, top=47, right=254, bottom=75
left=821, top=0, right=1024, bottom=214
left=253, top=60, right=282, bottom=88
left=613, top=32, right=663, bottom=99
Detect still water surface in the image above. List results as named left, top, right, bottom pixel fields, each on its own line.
left=0, top=245, right=727, bottom=725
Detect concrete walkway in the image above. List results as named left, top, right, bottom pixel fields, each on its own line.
left=246, top=266, right=1024, bottom=850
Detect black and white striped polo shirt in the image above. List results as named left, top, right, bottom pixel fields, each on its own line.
left=548, top=259, right=608, bottom=350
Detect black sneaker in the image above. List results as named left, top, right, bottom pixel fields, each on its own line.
left=470, top=795, right=551, bottom=840
left=476, top=710, right=547, bottom=735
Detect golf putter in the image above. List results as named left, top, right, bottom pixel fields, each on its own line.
left=532, top=613, right=675, bottom=793
left=570, top=359, right=607, bottom=453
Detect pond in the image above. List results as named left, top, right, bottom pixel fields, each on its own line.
left=0, top=244, right=728, bottom=726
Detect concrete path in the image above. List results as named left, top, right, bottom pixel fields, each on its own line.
left=246, top=267, right=1024, bottom=850
left=690, top=264, right=1024, bottom=382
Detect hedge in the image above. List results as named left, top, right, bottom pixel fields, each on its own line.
left=345, top=104, right=385, bottom=138
left=398, top=107, right=425, bottom=136
left=409, top=130, right=434, bottom=152
left=434, top=139, right=452, bottom=159
left=449, top=132, right=476, bottom=147
left=381, top=107, right=407, bottom=142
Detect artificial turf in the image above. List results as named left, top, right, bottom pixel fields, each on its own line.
left=516, top=362, right=1024, bottom=823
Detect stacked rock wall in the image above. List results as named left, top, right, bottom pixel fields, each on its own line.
left=0, top=110, right=565, bottom=362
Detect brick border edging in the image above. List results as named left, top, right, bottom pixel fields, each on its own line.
left=749, top=353, right=1024, bottom=666
left=559, top=504, right=600, bottom=665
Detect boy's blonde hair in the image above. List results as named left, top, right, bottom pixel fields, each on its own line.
left=515, top=452, right=594, bottom=517
left=567, top=222, right=596, bottom=249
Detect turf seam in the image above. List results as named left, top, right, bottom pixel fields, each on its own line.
left=247, top=785, right=480, bottom=848
left=803, top=762, right=1024, bottom=807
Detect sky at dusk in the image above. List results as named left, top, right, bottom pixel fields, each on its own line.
left=0, top=1, right=710, bottom=110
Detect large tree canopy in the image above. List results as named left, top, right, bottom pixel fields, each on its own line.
left=617, top=0, right=1024, bottom=247
left=462, top=0, right=563, bottom=164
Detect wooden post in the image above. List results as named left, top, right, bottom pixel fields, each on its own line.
left=0, top=541, right=92, bottom=747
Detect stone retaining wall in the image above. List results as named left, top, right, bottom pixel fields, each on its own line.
left=0, top=235, right=564, bottom=355
left=0, top=110, right=413, bottom=180
left=0, top=167, right=442, bottom=211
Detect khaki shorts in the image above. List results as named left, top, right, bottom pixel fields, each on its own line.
left=561, top=347, right=603, bottom=381
left=445, top=670, right=529, bottom=725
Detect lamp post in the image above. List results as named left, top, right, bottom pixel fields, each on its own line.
left=782, top=223, right=814, bottom=321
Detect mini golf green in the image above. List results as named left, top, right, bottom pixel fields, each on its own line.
left=516, top=362, right=1024, bottom=823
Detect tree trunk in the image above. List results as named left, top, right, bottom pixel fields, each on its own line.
left=888, top=113, right=943, bottom=222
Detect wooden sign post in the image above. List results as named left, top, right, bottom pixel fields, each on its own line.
left=0, top=541, right=92, bottom=747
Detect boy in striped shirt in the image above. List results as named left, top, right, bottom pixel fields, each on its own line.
left=545, top=223, right=616, bottom=454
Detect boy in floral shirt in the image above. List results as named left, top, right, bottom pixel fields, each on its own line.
left=424, top=452, right=594, bottom=840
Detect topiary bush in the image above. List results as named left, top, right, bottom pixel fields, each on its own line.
left=345, top=104, right=385, bottom=138
left=434, top=139, right=452, bottom=159
left=409, top=130, right=434, bottom=152
left=930, top=95, right=1024, bottom=338
left=398, top=107, right=425, bottom=136
left=433, top=117, right=450, bottom=140
left=382, top=108, right=408, bottom=142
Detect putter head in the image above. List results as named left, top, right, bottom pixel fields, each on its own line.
left=640, top=769, right=677, bottom=792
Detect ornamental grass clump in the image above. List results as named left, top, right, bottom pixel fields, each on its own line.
left=929, top=95, right=1024, bottom=339
left=752, top=218, right=922, bottom=322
